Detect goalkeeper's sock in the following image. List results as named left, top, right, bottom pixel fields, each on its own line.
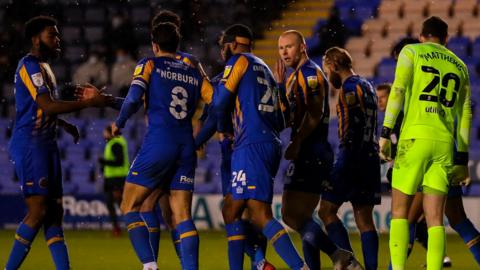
left=426, top=226, right=445, bottom=270
left=389, top=219, right=409, bottom=270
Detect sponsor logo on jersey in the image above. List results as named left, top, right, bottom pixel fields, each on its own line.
left=345, top=92, right=356, bottom=105
left=31, top=72, right=44, bottom=87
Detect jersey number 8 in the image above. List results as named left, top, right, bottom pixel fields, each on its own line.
left=169, top=86, right=188, bottom=119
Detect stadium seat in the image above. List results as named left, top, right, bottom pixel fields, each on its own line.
left=63, top=45, right=87, bottom=64
left=84, top=26, right=104, bottom=44
left=376, top=57, right=396, bottom=82
left=84, top=7, right=106, bottom=24
left=62, top=26, right=82, bottom=44
left=447, top=36, right=470, bottom=60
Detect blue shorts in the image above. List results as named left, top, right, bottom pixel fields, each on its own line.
left=10, top=142, right=62, bottom=198
left=127, top=140, right=196, bottom=191
left=284, top=141, right=333, bottom=194
left=220, top=138, right=233, bottom=196
left=323, top=147, right=381, bottom=205
left=230, top=142, right=282, bottom=203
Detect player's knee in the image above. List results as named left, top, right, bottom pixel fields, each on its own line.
left=25, top=208, right=47, bottom=227
left=281, top=208, right=301, bottom=231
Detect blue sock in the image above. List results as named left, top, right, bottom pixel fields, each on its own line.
left=326, top=221, right=352, bottom=252
left=452, top=218, right=480, bottom=265
left=125, top=212, right=155, bottom=263
left=176, top=219, right=199, bottom=270
left=263, top=219, right=304, bottom=270
left=6, top=223, right=39, bottom=270
left=226, top=220, right=246, bottom=270
left=44, top=226, right=70, bottom=270
left=300, top=219, right=338, bottom=269
left=243, top=221, right=262, bottom=270
left=171, top=229, right=183, bottom=267
left=360, top=230, right=379, bottom=270
left=141, top=211, right=160, bottom=261
left=407, top=222, right=416, bottom=257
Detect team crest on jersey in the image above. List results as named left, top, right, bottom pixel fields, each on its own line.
left=345, top=92, right=356, bottom=105
left=39, top=177, right=48, bottom=188
left=31, top=72, right=44, bottom=87
left=133, top=64, right=144, bottom=76
left=223, top=65, right=232, bottom=78
left=307, top=76, right=318, bottom=89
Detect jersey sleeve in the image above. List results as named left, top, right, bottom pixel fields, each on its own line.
left=298, top=68, right=323, bottom=100
left=456, top=73, right=472, bottom=154
left=200, top=78, right=214, bottom=105
left=131, top=58, right=154, bottom=90
left=383, top=45, right=415, bottom=129
left=19, top=59, right=49, bottom=100
left=220, top=54, right=249, bottom=93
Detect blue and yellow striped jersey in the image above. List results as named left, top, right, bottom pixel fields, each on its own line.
left=11, top=54, right=57, bottom=143
left=116, top=56, right=213, bottom=141
left=285, top=59, right=329, bottom=143
left=336, top=75, right=378, bottom=149
left=219, top=53, right=286, bottom=147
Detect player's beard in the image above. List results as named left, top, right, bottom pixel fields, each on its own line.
left=329, top=71, right=342, bottom=89
left=39, top=40, right=60, bottom=61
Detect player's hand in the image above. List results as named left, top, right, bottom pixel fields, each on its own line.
left=111, top=122, right=121, bottom=136
left=273, top=58, right=286, bottom=84
left=451, top=165, right=471, bottom=186
left=379, top=137, right=392, bottom=161
left=75, top=83, right=105, bottom=100
left=285, top=140, right=301, bottom=160
left=63, top=122, right=80, bottom=144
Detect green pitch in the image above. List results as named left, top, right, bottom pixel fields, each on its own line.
left=0, top=230, right=476, bottom=269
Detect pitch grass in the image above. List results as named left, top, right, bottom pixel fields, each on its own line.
left=0, top=230, right=476, bottom=269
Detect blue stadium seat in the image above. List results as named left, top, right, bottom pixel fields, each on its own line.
left=472, top=37, right=480, bottom=60
left=447, top=36, right=470, bottom=60
left=376, top=57, right=396, bottom=82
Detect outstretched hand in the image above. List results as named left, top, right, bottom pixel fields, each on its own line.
left=273, top=58, right=286, bottom=84
left=111, top=122, right=121, bottom=136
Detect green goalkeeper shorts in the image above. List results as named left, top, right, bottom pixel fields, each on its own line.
left=392, top=138, right=453, bottom=195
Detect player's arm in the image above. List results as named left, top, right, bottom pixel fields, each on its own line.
left=382, top=46, right=413, bottom=135
left=114, top=59, right=153, bottom=129
left=19, top=60, right=110, bottom=115
left=285, top=72, right=325, bottom=160
left=57, top=118, right=80, bottom=144
left=380, top=46, right=414, bottom=160
left=194, top=103, right=218, bottom=148
left=455, top=76, right=472, bottom=165
left=214, top=55, right=249, bottom=132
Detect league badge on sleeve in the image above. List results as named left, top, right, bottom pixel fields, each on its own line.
left=133, top=64, right=144, bottom=76
left=223, top=65, right=232, bottom=78
left=31, top=72, right=44, bottom=87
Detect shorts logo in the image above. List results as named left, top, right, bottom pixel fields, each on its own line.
left=307, top=76, right=318, bottom=89
left=39, top=177, right=48, bottom=189
left=31, top=72, right=44, bottom=87
left=223, top=66, right=232, bottom=78
left=236, top=186, right=244, bottom=194
left=286, top=163, right=295, bottom=177
left=133, top=64, right=144, bottom=76
left=180, top=176, right=194, bottom=184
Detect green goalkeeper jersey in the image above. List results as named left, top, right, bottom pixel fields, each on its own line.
left=383, top=42, right=472, bottom=153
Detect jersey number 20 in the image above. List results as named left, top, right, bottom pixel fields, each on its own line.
left=419, top=65, right=460, bottom=108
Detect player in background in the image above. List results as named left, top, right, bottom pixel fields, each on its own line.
left=4, top=16, right=110, bottom=270
left=212, top=23, right=310, bottom=270
left=384, top=37, right=480, bottom=269
left=320, top=47, right=380, bottom=270
left=194, top=37, right=274, bottom=270
left=273, top=30, right=363, bottom=270
left=379, top=16, right=472, bottom=270
left=112, top=22, right=213, bottom=270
